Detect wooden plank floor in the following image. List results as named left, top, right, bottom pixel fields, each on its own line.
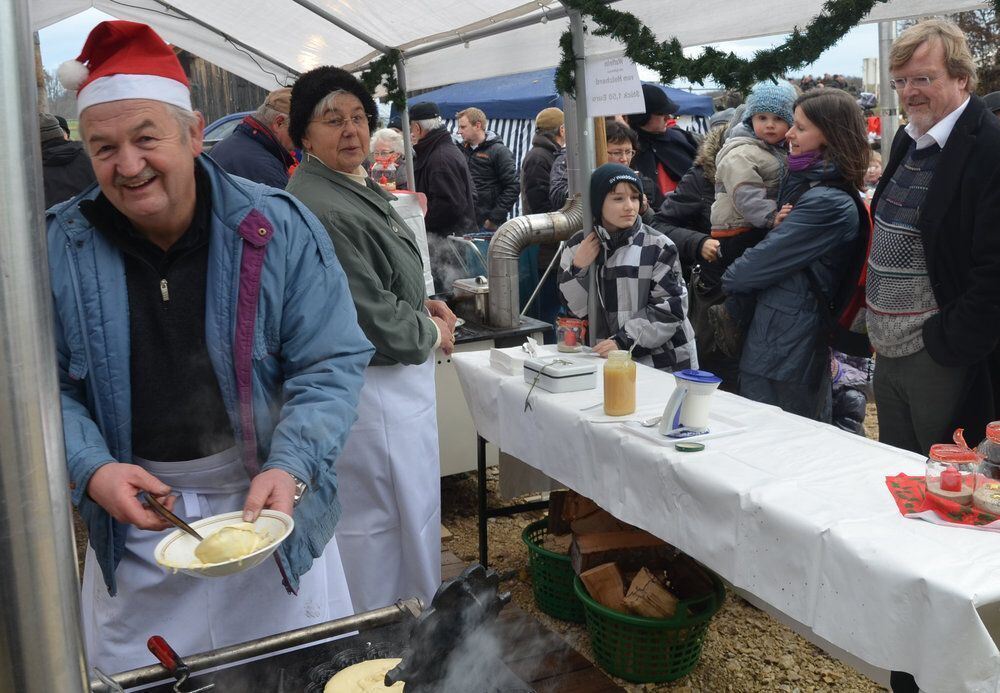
left=441, top=550, right=625, bottom=693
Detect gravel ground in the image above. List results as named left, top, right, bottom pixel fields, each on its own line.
left=441, top=402, right=886, bottom=692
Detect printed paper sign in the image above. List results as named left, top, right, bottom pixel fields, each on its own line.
left=584, top=55, right=644, bottom=117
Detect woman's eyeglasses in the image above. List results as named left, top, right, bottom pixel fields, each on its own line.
left=313, top=114, right=368, bottom=130
left=606, top=149, right=635, bottom=159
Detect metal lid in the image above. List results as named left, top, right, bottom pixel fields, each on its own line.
left=676, top=442, right=705, bottom=452
left=524, top=356, right=597, bottom=377
left=928, top=443, right=979, bottom=464
left=674, top=369, right=722, bottom=384
left=987, top=422, right=1000, bottom=444
left=452, top=276, right=490, bottom=294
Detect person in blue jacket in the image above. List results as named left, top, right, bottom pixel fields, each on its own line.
left=49, top=20, right=374, bottom=673
left=209, top=87, right=297, bottom=188
left=721, top=89, right=870, bottom=420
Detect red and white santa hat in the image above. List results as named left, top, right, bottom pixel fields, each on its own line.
left=58, top=20, right=191, bottom=115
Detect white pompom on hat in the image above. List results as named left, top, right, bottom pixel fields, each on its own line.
left=58, top=20, right=192, bottom=115
left=57, top=59, right=90, bottom=92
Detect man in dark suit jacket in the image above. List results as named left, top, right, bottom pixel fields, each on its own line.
left=868, top=21, right=1000, bottom=460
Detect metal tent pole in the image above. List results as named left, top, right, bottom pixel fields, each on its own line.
left=0, top=1, right=89, bottom=691
left=152, top=0, right=299, bottom=83
left=567, top=9, right=599, bottom=346
left=878, top=21, right=899, bottom=156
left=403, top=0, right=621, bottom=59
left=396, top=57, right=417, bottom=195
left=289, top=0, right=393, bottom=53
left=289, top=0, right=414, bottom=186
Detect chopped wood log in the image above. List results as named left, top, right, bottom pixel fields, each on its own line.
left=570, top=508, right=631, bottom=535
left=664, top=554, right=715, bottom=600
left=547, top=490, right=571, bottom=535
left=579, top=562, right=626, bottom=612
left=570, top=530, right=673, bottom=574
left=624, top=567, right=679, bottom=619
left=563, top=492, right=601, bottom=524
left=540, top=533, right=573, bottom=555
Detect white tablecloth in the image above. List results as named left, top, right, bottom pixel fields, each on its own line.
left=453, top=347, right=1000, bottom=693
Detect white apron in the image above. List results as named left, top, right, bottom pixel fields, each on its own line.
left=334, top=356, right=441, bottom=612
left=81, top=446, right=353, bottom=674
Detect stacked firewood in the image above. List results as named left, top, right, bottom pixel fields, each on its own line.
left=542, top=490, right=713, bottom=619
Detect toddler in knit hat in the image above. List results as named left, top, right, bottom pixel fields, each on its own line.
left=704, top=80, right=797, bottom=358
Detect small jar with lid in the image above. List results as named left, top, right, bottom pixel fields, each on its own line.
left=926, top=443, right=977, bottom=506
left=556, top=316, right=587, bottom=353
left=974, top=422, right=1000, bottom=514
left=603, top=350, right=636, bottom=416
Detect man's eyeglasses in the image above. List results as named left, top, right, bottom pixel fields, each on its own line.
left=606, top=149, right=635, bottom=159
left=313, top=114, right=368, bottom=130
left=373, top=149, right=397, bottom=158
left=888, top=75, right=937, bottom=90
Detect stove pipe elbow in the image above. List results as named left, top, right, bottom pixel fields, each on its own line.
left=486, top=195, right=584, bottom=328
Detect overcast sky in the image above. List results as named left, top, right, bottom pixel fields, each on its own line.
left=39, top=7, right=880, bottom=88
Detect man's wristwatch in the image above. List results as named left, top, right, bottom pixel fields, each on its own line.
left=290, top=474, right=308, bottom=506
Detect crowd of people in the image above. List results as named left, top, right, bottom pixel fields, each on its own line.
left=34, top=17, right=1000, bottom=693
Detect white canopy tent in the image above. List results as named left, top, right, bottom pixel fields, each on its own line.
left=0, top=2, right=991, bottom=692
left=29, top=0, right=989, bottom=92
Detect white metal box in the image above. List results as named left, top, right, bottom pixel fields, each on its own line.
left=523, top=356, right=597, bottom=393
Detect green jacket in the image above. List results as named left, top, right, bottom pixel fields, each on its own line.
left=287, top=156, right=436, bottom=366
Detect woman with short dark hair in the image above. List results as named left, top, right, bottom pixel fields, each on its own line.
left=286, top=66, right=456, bottom=612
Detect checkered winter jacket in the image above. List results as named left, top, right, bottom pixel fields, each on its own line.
left=558, top=219, right=698, bottom=371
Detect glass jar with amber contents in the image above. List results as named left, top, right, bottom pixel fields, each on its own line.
left=603, top=350, right=636, bottom=416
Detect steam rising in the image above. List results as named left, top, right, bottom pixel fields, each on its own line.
left=426, top=234, right=486, bottom=293
left=430, top=596, right=547, bottom=693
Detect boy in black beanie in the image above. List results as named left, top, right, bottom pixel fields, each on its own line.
left=558, top=163, right=698, bottom=371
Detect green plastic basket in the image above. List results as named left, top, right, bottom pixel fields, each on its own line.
left=521, top=519, right=585, bottom=622
left=573, top=567, right=725, bottom=683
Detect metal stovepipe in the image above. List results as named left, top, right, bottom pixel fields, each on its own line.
left=0, top=1, right=89, bottom=692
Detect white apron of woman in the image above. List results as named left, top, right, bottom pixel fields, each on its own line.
left=333, top=356, right=441, bottom=612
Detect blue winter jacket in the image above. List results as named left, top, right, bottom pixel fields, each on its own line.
left=209, top=116, right=296, bottom=189
left=722, top=163, right=860, bottom=383
left=46, top=155, right=375, bottom=595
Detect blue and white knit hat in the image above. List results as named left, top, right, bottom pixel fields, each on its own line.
left=742, top=80, right=797, bottom=127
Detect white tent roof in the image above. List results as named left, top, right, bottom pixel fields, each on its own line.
left=30, top=0, right=988, bottom=92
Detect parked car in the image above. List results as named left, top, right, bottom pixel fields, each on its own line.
left=202, top=111, right=251, bottom=151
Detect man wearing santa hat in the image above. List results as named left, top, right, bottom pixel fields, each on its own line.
left=47, top=20, right=374, bottom=673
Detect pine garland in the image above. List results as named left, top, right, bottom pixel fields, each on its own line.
left=556, top=0, right=1000, bottom=94
left=360, top=48, right=405, bottom=109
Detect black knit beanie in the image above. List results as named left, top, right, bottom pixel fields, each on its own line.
left=590, top=163, right=643, bottom=221
left=626, top=83, right=679, bottom=129
left=289, top=66, right=378, bottom=149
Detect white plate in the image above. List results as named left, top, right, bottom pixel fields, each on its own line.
left=620, top=412, right=747, bottom=447
left=154, top=510, right=293, bottom=578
